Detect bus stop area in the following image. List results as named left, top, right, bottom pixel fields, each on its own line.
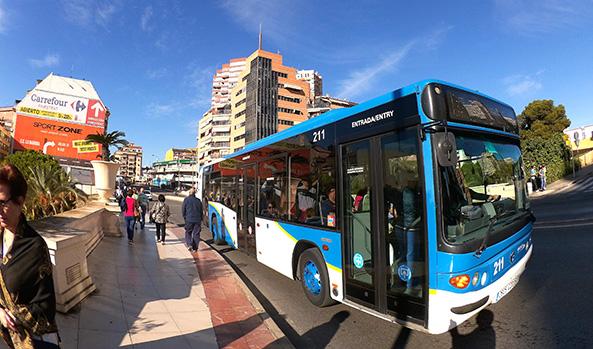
left=0, top=218, right=291, bottom=349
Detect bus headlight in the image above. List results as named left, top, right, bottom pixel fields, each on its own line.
left=450, top=274, right=470, bottom=289
left=472, top=272, right=479, bottom=286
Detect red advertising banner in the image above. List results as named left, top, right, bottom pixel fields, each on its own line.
left=13, top=114, right=103, bottom=161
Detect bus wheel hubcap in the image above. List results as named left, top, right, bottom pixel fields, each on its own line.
left=303, top=261, right=321, bottom=295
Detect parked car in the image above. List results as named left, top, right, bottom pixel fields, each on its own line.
left=144, top=189, right=153, bottom=201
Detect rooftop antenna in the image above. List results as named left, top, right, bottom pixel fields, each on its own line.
left=258, top=23, right=262, bottom=50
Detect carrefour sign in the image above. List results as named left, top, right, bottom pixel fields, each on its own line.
left=17, top=90, right=106, bottom=128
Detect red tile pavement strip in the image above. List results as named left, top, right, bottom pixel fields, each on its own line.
left=169, top=227, right=281, bottom=349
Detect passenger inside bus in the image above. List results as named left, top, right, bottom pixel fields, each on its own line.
left=321, top=188, right=336, bottom=226
left=295, top=180, right=317, bottom=222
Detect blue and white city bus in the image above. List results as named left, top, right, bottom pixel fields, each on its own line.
left=198, top=80, right=533, bottom=334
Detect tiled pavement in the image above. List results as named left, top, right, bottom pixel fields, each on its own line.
left=0, top=220, right=291, bottom=349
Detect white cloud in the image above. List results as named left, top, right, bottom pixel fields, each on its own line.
left=336, top=43, right=413, bottom=100
left=61, top=0, right=120, bottom=28
left=334, top=26, right=452, bottom=100
left=140, top=6, right=153, bottom=31
left=145, top=102, right=179, bottom=118
left=503, top=73, right=543, bottom=96
left=146, top=67, right=168, bottom=79
left=186, top=65, right=214, bottom=110
left=0, top=1, right=6, bottom=34
left=219, top=0, right=297, bottom=46
left=29, top=54, right=60, bottom=68
left=495, top=0, right=593, bottom=35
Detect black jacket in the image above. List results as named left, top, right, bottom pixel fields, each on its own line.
left=0, top=218, right=57, bottom=343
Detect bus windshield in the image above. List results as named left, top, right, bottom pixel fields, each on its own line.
left=440, top=133, right=529, bottom=246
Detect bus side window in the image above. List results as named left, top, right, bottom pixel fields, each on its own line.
left=287, top=136, right=336, bottom=228
left=258, top=157, right=288, bottom=220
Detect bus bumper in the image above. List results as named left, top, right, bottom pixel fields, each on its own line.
left=426, top=245, right=533, bottom=334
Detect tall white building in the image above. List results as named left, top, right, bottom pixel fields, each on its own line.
left=197, top=58, right=246, bottom=165
left=296, top=70, right=323, bottom=103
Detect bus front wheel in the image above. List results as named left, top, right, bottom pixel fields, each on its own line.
left=298, top=248, right=333, bottom=307
left=212, top=215, right=224, bottom=245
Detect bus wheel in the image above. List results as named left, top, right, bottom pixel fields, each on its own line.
left=212, top=215, right=227, bottom=245
left=298, top=248, right=333, bottom=307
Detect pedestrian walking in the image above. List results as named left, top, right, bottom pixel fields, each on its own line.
left=0, top=164, right=60, bottom=348
left=539, top=165, right=547, bottom=191
left=138, top=188, right=150, bottom=229
left=182, top=187, right=203, bottom=253
left=150, top=194, right=170, bottom=245
left=123, top=189, right=139, bottom=244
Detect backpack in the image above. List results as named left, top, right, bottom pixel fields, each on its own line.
left=120, top=197, right=128, bottom=212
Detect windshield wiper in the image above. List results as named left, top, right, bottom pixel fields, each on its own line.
left=473, top=204, right=504, bottom=257
left=474, top=216, right=497, bottom=257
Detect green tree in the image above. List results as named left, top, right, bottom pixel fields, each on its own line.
left=3, top=150, right=62, bottom=177
left=85, top=130, right=129, bottom=161
left=2, top=150, right=87, bottom=220
left=519, top=100, right=571, bottom=138
left=25, top=165, right=87, bottom=220
left=518, top=100, right=573, bottom=182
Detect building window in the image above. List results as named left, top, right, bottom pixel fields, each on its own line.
left=233, top=134, right=245, bottom=142
left=278, top=120, right=294, bottom=126
left=278, top=107, right=302, bottom=115
left=274, top=72, right=288, bottom=78
left=235, top=99, right=246, bottom=108
left=278, top=95, right=301, bottom=104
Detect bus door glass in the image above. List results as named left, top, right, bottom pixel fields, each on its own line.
left=342, top=139, right=375, bottom=307
left=381, top=129, right=425, bottom=318
left=239, top=164, right=257, bottom=256
left=342, top=129, right=426, bottom=322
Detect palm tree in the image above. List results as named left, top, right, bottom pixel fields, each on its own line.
left=85, top=131, right=129, bottom=161
left=24, top=166, right=87, bottom=220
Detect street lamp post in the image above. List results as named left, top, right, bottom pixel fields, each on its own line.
left=573, top=131, right=580, bottom=178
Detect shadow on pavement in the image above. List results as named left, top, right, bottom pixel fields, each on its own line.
left=449, top=310, right=495, bottom=349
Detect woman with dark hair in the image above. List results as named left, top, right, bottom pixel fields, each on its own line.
left=0, top=164, right=60, bottom=348
left=150, top=195, right=170, bottom=245
left=123, top=189, right=139, bottom=244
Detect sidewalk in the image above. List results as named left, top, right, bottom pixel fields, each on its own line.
left=36, top=219, right=290, bottom=348
left=529, top=164, right=593, bottom=198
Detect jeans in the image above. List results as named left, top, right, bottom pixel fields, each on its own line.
left=155, top=223, right=166, bottom=242
left=125, top=216, right=135, bottom=241
left=540, top=176, right=546, bottom=190
left=184, top=222, right=201, bottom=250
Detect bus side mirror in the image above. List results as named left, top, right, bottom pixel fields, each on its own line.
left=434, top=133, right=458, bottom=167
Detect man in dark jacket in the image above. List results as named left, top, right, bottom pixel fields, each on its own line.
left=182, top=187, right=203, bottom=252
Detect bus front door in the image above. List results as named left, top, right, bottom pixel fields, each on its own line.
left=239, top=164, right=257, bottom=256
left=341, top=129, right=426, bottom=324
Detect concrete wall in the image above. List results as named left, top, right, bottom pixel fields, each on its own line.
left=31, top=202, right=122, bottom=313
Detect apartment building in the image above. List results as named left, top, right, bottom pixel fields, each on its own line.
left=0, top=124, right=12, bottom=159
left=165, top=148, right=196, bottom=161
left=197, top=58, right=246, bottom=166
left=307, top=95, right=357, bottom=119
left=114, top=143, right=143, bottom=182
left=0, top=106, right=15, bottom=134
left=296, top=70, right=323, bottom=103
left=230, top=49, right=310, bottom=153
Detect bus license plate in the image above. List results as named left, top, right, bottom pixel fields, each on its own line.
left=495, top=276, right=519, bottom=302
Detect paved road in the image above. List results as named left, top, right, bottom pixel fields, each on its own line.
left=161, top=173, right=593, bottom=348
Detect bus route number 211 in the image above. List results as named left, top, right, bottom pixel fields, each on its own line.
left=312, top=129, right=325, bottom=143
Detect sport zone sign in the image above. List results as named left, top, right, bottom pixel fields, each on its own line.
left=13, top=114, right=103, bottom=161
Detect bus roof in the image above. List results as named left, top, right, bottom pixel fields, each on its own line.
left=226, top=79, right=514, bottom=160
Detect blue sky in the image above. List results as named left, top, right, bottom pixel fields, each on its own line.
left=1, top=0, right=592, bottom=165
